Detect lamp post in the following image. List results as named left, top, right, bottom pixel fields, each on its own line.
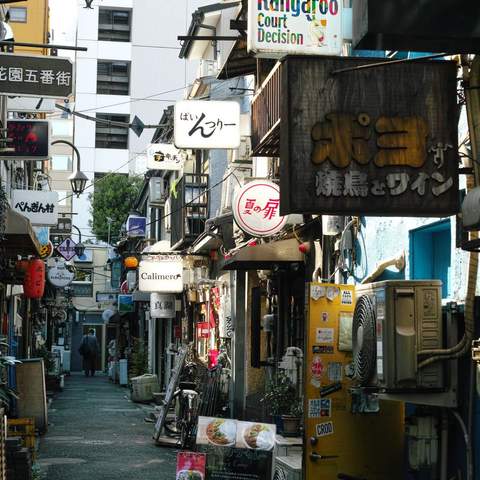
left=71, top=224, right=85, bottom=258
left=51, top=140, right=88, bottom=197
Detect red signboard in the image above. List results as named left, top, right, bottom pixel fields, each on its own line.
left=4, top=120, right=50, bottom=159
left=176, top=451, right=206, bottom=480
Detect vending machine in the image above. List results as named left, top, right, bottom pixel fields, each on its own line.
left=305, top=283, right=404, bottom=480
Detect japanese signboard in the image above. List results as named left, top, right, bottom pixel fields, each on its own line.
left=147, top=143, right=186, bottom=171
left=56, top=237, right=77, bottom=261
left=176, top=452, right=206, bottom=480
left=150, top=293, right=176, bottom=318
left=118, top=294, right=134, bottom=313
left=11, top=190, right=59, bottom=226
left=0, top=53, right=73, bottom=98
left=233, top=180, right=287, bottom=237
left=47, top=259, right=74, bottom=288
left=139, top=255, right=183, bottom=293
left=279, top=57, right=459, bottom=217
left=4, top=120, right=50, bottom=159
left=174, top=100, right=241, bottom=149
left=196, top=417, right=275, bottom=480
left=248, top=0, right=343, bottom=57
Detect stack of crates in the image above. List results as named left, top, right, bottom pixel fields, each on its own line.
left=7, top=419, right=35, bottom=461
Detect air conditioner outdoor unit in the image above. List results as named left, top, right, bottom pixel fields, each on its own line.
left=353, top=280, right=444, bottom=392
left=149, top=177, right=166, bottom=206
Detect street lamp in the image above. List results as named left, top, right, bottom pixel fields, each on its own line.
left=71, top=225, right=85, bottom=257
left=51, top=140, right=88, bottom=197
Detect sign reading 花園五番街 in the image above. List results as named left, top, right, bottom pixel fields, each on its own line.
left=278, top=56, right=459, bottom=217
left=248, top=0, right=343, bottom=57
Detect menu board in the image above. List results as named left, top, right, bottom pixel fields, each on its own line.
left=196, top=417, right=275, bottom=480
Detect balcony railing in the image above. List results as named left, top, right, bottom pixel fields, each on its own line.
left=251, top=62, right=282, bottom=157
left=171, top=174, right=209, bottom=250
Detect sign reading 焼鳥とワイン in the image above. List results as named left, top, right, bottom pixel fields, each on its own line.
left=248, top=0, right=343, bottom=57
left=0, top=54, right=73, bottom=98
left=278, top=56, right=459, bottom=217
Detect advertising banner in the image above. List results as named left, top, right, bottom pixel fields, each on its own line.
left=248, top=0, right=343, bottom=57
left=176, top=452, right=206, bottom=480
left=118, top=294, right=134, bottom=313
left=196, top=417, right=275, bottom=480
left=4, top=120, right=50, bottom=159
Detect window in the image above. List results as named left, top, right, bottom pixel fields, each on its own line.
left=95, top=114, right=129, bottom=149
left=97, top=61, right=130, bottom=96
left=51, top=155, right=72, bottom=171
left=9, top=7, right=27, bottom=23
left=98, top=8, right=131, bottom=42
left=409, top=219, right=451, bottom=298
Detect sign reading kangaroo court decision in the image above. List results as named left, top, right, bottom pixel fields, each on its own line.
left=0, top=54, right=73, bottom=98
left=248, top=0, right=343, bottom=57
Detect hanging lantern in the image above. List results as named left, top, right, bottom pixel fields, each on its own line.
left=23, top=259, right=45, bottom=299
left=124, top=256, right=139, bottom=269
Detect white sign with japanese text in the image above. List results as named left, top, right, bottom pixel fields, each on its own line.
left=11, top=190, right=59, bottom=226
left=174, top=100, right=241, bottom=149
left=248, top=0, right=343, bottom=57
left=139, top=255, right=184, bottom=293
left=233, top=180, right=287, bottom=237
left=150, top=293, right=176, bottom=318
left=146, top=143, right=187, bottom=171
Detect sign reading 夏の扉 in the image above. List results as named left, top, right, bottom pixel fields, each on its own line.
left=11, top=190, right=59, bottom=226
left=248, top=0, right=343, bottom=57
left=146, top=144, right=186, bottom=171
left=278, top=56, right=459, bottom=217
left=139, top=255, right=183, bottom=293
left=233, top=180, right=287, bottom=237
left=174, top=101, right=241, bottom=149
left=0, top=54, right=73, bottom=98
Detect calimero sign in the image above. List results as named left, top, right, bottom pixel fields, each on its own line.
left=279, top=56, right=459, bottom=217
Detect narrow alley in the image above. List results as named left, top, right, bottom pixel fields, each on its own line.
left=37, top=375, right=176, bottom=480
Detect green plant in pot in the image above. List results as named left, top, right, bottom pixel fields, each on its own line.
left=281, top=399, right=303, bottom=437
left=260, top=372, right=297, bottom=433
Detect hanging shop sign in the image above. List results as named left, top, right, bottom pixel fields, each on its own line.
left=174, top=100, right=241, bottom=149
left=118, top=294, right=134, bottom=313
left=233, top=180, right=287, bottom=237
left=0, top=53, right=73, bottom=98
left=278, top=56, right=459, bottom=217
left=47, top=259, right=74, bottom=288
left=4, top=120, right=50, bottom=159
left=56, top=237, right=77, bottom=261
left=96, top=291, right=118, bottom=303
left=248, top=0, right=343, bottom=57
left=11, top=190, right=58, bottom=226
left=126, top=215, right=146, bottom=238
left=147, top=143, right=186, bottom=171
left=38, top=241, right=54, bottom=260
left=150, top=293, right=176, bottom=318
left=139, top=255, right=184, bottom=293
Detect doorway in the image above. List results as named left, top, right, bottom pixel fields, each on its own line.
left=81, top=325, right=105, bottom=372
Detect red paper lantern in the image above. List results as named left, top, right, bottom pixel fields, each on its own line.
left=23, top=259, right=45, bottom=299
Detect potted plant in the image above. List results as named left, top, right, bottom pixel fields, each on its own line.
left=260, top=372, right=297, bottom=433
left=281, top=399, right=303, bottom=437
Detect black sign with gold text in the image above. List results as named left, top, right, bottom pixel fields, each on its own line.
left=279, top=56, right=459, bottom=217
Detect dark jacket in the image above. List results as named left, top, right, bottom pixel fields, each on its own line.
left=79, top=334, right=99, bottom=358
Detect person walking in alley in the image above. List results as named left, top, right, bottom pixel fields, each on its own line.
left=79, top=329, right=99, bottom=377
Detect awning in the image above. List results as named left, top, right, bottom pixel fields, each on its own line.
left=222, top=238, right=304, bottom=271
left=1, top=207, right=42, bottom=256
left=218, top=37, right=257, bottom=80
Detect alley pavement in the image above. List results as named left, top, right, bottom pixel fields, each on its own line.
left=37, top=374, right=177, bottom=480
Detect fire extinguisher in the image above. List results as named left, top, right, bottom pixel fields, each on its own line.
left=23, top=259, right=45, bottom=299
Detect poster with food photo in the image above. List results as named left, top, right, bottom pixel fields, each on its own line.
left=236, top=421, right=276, bottom=451
left=197, top=416, right=237, bottom=447
left=176, top=452, right=206, bottom=480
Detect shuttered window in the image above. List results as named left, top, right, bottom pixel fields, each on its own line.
left=98, top=8, right=131, bottom=42
left=97, top=61, right=130, bottom=96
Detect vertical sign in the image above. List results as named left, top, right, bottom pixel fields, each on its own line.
left=248, top=0, right=343, bottom=57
